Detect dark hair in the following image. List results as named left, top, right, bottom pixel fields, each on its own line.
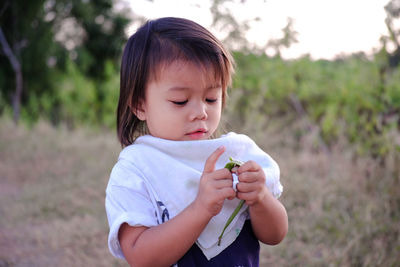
left=117, top=17, right=234, bottom=146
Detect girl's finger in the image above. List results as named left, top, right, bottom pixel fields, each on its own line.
left=212, top=168, right=233, bottom=180
left=238, top=171, right=261, bottom=183
left=203, top=146, right=225, bottom=173
left=219, top=187, right=236, bottom=199
left=213, top=178, right=233, bottom=189
left=237, top=191, right=257, bottom=202
left=238, top=160, right=260, bottom=174
left=236, top=181, right=256, bottom=193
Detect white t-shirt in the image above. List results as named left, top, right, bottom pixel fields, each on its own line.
left=105, top=132, right=283, bottom=260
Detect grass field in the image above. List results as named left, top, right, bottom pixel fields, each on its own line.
left=0, top=117, right=398, bottom=266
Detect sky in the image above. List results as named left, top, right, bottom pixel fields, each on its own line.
left=121, top=0, right=391, bottom=60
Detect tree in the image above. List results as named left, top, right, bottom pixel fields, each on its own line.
left=0, top=0, right=131, bottom=123
left=265, top=17, right=298, bottom=58
left=210, top=0, right=253, bottom=51
left=0, top=0, right=51, bottom=123
left=209, top=0, right=298, bottom=56
left=384, top=0, right=400, bottom=68
left=0, top=26, right=23, bottom=123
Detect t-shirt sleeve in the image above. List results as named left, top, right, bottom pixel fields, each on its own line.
left=263, top=161, right=283, bottom=199
left=105, top=160, right=158, bottom=259
left=242, top=134, right=283, bottom=199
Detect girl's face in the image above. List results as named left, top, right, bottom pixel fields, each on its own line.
left=136, top=60, right=222, bottom=141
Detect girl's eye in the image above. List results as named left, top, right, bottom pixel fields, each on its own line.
left=206, top=98, right=217, bottom=103
left=171, top=100, right=188, bottom=106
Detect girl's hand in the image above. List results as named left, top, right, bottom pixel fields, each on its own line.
left=194, top=146, right=236, bottom=218
left=235, top=160, right=288, bottom=245
left=236, top=160, right=269, bottom=206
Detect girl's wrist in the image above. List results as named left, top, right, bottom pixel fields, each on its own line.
left=248, top=186, right=274, bottom=210
left=189, top=198, right=215, bottom=222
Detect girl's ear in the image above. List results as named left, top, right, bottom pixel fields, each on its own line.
left=130, top=101, right=146, bottom=121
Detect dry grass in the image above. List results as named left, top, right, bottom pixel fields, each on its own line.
left=0, top=117, right=399, bottom=266
left=0, top=118, right=127, bottom=267
left=252, top=122, right=400, bottom=267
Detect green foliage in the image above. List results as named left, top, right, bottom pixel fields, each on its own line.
left=1, top=0, right=399, bottom=164
left=0, top=0, right=130, bottom=122
left=57, top=61, right=97, bottom=125
left=50, top=60, right=119, bottom=128
left=228, top=52, right=400, bottom=161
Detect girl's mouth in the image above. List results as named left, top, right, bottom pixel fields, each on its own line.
left=187, top=129, right=207, bottom=140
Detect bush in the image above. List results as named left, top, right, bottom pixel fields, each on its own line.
left=227, top=52, right=400, bottom=162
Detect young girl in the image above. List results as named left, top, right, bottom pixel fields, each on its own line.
left=105, top=17, right=288, bottom=266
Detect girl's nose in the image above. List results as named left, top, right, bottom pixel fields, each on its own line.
left=190, top=102, right=208, bottom=121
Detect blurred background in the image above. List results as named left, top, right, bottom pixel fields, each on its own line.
left=0, top=0, right=399, bottom=266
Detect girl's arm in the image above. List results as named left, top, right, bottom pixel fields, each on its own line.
left=236, top=161, right=288, bottom=245
left=118, top=146, right=236, bottom=267
left=119, top=201, right=211, bottom=267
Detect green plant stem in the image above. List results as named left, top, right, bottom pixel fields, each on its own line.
left=217, top=157, right=245, bottom=246
left=217, top=199, right=245, bottom=246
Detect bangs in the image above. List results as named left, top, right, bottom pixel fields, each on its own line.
left=148, top=40, right=225, bottom=88
left=144, top=18, right=233, bottom=93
